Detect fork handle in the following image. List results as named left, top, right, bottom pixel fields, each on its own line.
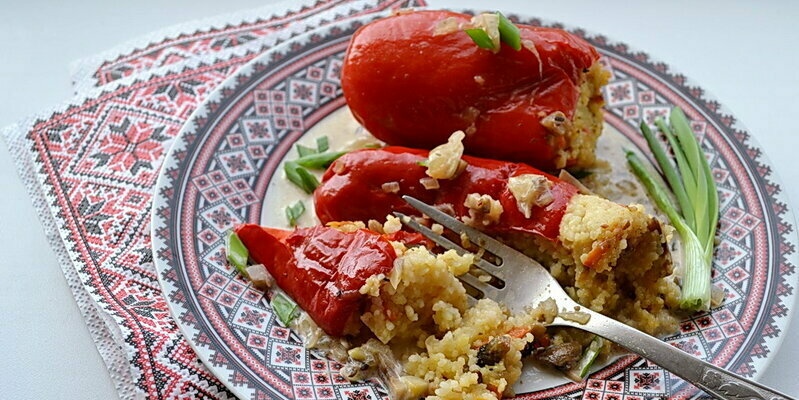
left=557, top=312, right=795, bottom=399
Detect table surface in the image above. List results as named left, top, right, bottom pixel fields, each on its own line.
left=1, top=1, right=797, bottom=399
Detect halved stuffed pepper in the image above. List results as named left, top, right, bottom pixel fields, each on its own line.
left=314, top=143, right=680, bottom=336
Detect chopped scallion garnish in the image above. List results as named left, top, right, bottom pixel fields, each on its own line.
left=295, top=166, right=320, bottom=192
left=285, top=200, right=306, bottom=227
left=316, top=136, right=330, bottom=153
left=296, top=136, right=330, bottom=157
left=465, top=12, right=521, bottom=52
left=626, top=106, right=717, bottom=312
left=294, top=151, right=346, bottom=170
left=296, top=144, right=317, bottom=157
left=284, top=161, right=320, bottom=194
left=271, top=292, right=299, bottom=326
left=574, top=336, right=603, bottom=380
left=225, top=231, right=249, bottom=277
left=497, top=12, right=521, bottom=51
left=465, top=28, right=496, bottom=50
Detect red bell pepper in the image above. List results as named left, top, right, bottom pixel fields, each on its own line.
left=341, top=10, right=601, bottom=170
left=234, top=224, right=398, bottom=336
left=314, top=147, right=578, bottom=241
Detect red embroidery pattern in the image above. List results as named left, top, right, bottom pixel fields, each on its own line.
left=21, top=2, right=423, bottom=399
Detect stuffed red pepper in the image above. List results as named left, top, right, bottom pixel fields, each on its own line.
left=314, top=146, right=680, bottom=336
left=341, top=10, right=609, bottom=170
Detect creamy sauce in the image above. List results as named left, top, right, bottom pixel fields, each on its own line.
left=260, top=107, right=376, bottom=227
left=584, top=124, right=656, bottom=210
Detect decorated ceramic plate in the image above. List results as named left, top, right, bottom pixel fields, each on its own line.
left=152, top=11, right=798, bottom=400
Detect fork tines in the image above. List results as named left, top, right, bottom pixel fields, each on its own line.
left=393, top=210, right=501, bottom=300
left=394, top=195, right=532, bottom=297
left=400, top=195, right=511, bottom=259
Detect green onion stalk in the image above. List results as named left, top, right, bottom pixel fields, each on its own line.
left=626, top=107, right=718, bottom=312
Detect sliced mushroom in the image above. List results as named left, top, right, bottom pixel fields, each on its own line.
left=476, top=335, right=512, bottom=367
left=536, top=342, right=583, bottom=369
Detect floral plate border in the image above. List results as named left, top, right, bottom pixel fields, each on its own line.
left=152, top=12, right=798, bottom=400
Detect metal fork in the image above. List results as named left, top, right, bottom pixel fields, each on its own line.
left=396, top=195, right=793, bottom=400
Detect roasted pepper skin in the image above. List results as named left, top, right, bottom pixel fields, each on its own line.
left=234, top=224, right=397, bottom=336
left=314, top=147, right=578, bottom=241
left=341, top=10, right=600, bottom=170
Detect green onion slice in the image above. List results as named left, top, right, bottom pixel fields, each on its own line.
left=284, top=161, right=304, bottom=190
left=465, top=28, right=496, bottom=50
left=296, top=144, right=317, bottom=157
left=575, top=336, right=604, bottom=379
left=296, top=166, right=319, bottom=193
left=497, top=12, right=521, bottom=51
left=271, top=292, right=299, bottom=326
left=225, top=231, right=249, bottom=276
left=294, top=151, right=346, bottom=170
left=285, top=200, right=306, bottom=227
left=284, top=161, right=320, bottom=194
left=316, top=136, right=330, bottom=153
left=465, top=12, right=522, bottom=52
